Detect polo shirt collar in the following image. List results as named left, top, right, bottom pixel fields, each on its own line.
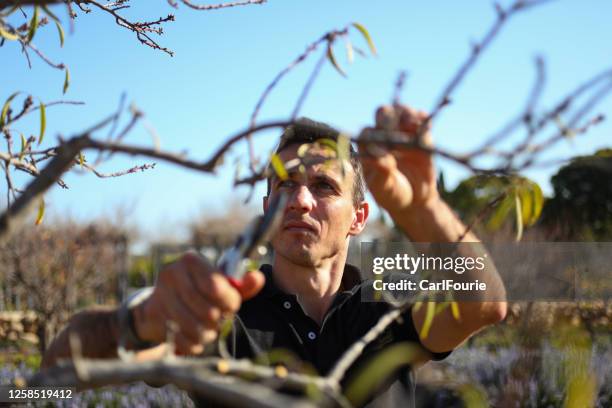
left=259, top=263, right=362, bottom=299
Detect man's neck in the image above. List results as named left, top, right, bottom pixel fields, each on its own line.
left=272, top=250, right=347, bottom=326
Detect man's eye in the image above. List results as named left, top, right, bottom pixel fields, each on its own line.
left=277, top=180, right=297, bottom=189
left=314, top=181, right=334, bottom=191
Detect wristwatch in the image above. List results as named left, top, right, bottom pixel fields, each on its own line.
left=117, top=287, right=156, bottom=351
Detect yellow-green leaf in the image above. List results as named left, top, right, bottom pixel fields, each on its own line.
left=297, top=143, right=311, bottom=158
left=486, top=194, right=513, bottom=231
left=63, top=67, right=70, bottom=94
left=0, top=92, right=20, bottom=129
left=270, top=153, right=288, bottom=180
left=419, top=301, right=436, bottom=339
left=352, top=22, right=377, bottom=56
left=27, top=6, right=39, bottom=43
left=0, top=24, right=19, bottom=41
left=40, top=6, right=65, bottom=47
left=514, top=191, right=523, bottom=242
left=38, top=102, right=46, bottom=145
left=19, top=134, right=27, bottom=161
left=519, top=184, right=533, bottom=226
left=326, top=43, right=346, bottom=77
left=337, top=134, right=350, bottom=160
left=55, top=21, right=64, bottom=47
left=531, top=182, right=544, bottom=225
left=450, top=301, right=461, bottom=321
left=35, top=198, right=45, bottom=225
left=345, top=342, right=421, bottom=407
left=78, top=152, right=85, bottom=167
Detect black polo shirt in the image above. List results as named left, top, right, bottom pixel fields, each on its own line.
left=222, top=264, right=451, bottom=407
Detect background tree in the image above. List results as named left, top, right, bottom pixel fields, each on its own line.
left=540, top=149, right=612, bottom=241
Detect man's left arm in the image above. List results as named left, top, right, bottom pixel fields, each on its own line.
left=359, top=104, right=507, bottom=355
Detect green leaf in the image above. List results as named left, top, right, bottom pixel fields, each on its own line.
left=55, top=21, right=64, bottom=47
left=0, top=92, right=20, bottom=129
left=531, top=182, right=544, bottom=225
left=352, top=22, right=377, bottom=56
left=218, top=317, right=233, bottom=340
left=270, top=153, right=288, bottom=180
left=35, top=198, right=45, bottom=225
left=297, top=143, right=311, bottom=158
left=63, top=67, right=70, bottom=94
left=19, top=134, right=27, bottom=161
left=326, top=43, right=346, bottom=77
left=450, top=301, right=461, bottom=321
left=0, top=24, right=19, bottom=41
left=38, top=102, right=46, bottom=145
left=27, top=6, right=39, bottom=43
left=337, top=133, right=350, bottom=161
left=40, top=6, right=65, bottom=47
left=78, top=152, right=85, bottom=168
left=345, top=342, right=421, bottom=406
left=514, top=191, right=523, bottom=242
left=419, top=301, right=436, bottom=339
left=486, top=194, right=513, bottom=231
left=519, top=183, right=533, bottom=226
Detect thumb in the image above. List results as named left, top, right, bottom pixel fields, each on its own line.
left=237, top=269, right=266, bottom=300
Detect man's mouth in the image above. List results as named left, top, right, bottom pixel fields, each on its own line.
left=283, top=221, right=317, bottom=234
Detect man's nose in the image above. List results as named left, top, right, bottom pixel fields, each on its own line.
left=287, top=185, right=315, bottom=212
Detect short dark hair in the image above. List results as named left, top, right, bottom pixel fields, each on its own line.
left=266, top=118, right=366, bottom=206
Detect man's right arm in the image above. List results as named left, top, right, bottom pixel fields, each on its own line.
left=41, top=307, right=121, bottom=368
left=41, top=253, right=265, bottom=369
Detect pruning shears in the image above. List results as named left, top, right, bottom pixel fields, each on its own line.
left=217, top=193, right=288, bottom=290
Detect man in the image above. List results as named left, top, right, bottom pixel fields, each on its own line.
left=42, top=105, right=507, bottom=407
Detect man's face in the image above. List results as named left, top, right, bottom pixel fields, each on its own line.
left=265, top=144, right=368, bottom=267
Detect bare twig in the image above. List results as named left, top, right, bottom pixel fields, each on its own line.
left=290, top=48, right=329, bottom=120
left=418, top=0, right=556, bottom=141
left=392, top=71, right=408, bottom=106
left=79, top=161, right=156, bottom=178
left=178, top=0, right=266, bottom=11
left=328, top=305, right=414, bottom=384
left=29, top=357, right=334, bottom=408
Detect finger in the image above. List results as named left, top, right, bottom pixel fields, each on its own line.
left=159, top=291, right=205, bottom=344
left=375, top=105, right=399, bottom=130
left=174, top=332, right=205, bottom=356
left=180, top=253, right=242, bottom=313
left=174, top=267, right=222, bottom=326
left=237, top=270, right=266, bottom=300
left=196, top=272, right=242, bottom=313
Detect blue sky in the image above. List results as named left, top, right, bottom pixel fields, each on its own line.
left=2, top=0, right=611, bottom=242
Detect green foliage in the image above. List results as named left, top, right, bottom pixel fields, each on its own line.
left=38, top=101, right=46, bottom=145
left=326, top=23, right=376, bottom=77
left=541, top=148, right=612, bottom=240
left=326, top=43, right=346, bottom=77
left=351, top=22, right=377, bottom=56
left=444, top=174, right=544, bottom=240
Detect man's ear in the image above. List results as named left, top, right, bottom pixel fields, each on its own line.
left=263, top=196, right=269, bottom=213
left=349, top=201, right=369, bottom=236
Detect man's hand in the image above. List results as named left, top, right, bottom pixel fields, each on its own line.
left=359, top=104, right=439, bottom=218
left=133, top=252, right=265, bottom=355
